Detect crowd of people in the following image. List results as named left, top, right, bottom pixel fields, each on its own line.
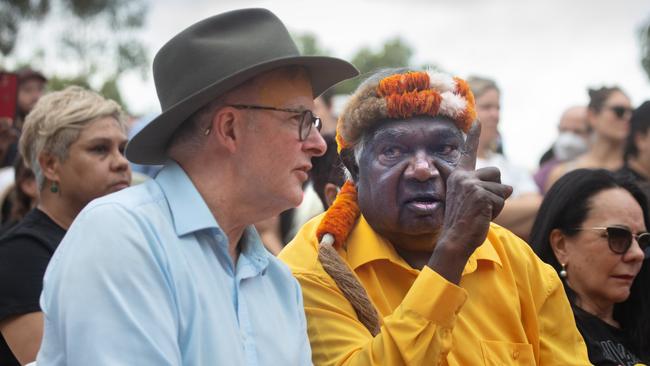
left=0, top=7, right=648, bottom=366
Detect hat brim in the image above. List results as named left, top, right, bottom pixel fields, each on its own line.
left=126, top=55, right=358, bottom=165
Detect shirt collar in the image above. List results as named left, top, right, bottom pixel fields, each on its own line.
left=156, top=161, right=220, bottom=236
left=345, top=215, right=502, bottom=273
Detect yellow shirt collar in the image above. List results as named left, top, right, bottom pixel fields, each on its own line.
left=344, top=215, right=502, bottom=274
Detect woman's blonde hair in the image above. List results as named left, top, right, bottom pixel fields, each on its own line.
left=19, top=86, right=127, bottom=189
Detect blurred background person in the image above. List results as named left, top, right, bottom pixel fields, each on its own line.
left=313, top=89, right=336, bottom=135
left=530, top=169, right=649, bottom=365
left=468, top=75, right=542, bottom=240
left=0, top=68, right=48, bottom=169
left=534, top=106, right=589, bottom=193
left=14, top=68, right=47, bottom=131
left=546, top=86, right=633, bottom=191
left=620, top=101, right=650, bottom=199
left=310, top=133, right=345, bottom=209
left=0, top=86, right=131, bottom=366
left=0, top=156, right=37, bottom=232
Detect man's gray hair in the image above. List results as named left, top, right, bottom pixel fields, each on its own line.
left=166, top=98, right=225, bottom=159
left=19, top=86, right=126, bottom=190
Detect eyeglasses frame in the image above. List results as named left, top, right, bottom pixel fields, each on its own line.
left=227, top=104, right=322, bottom=141
left=572, top=226, right=650, bottom=254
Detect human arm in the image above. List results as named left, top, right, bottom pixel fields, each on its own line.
left=37, top=204, right=181, bottom=365
left=0, top=312, right=42, bottom=365
left=297, top=266, right=466, bottom=366
left=0, top=233, right=52, bottom=364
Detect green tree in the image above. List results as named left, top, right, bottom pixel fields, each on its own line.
left=334, top=37, right=415, bottom=95
left=0, top=0, right=149, bottom=111
left=641, top=17, right=650, bottom=82
left=294, top=32, right=329, bottom=56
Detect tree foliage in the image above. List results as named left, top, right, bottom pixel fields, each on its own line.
left=641, top=18, right=650, bottom=82
left=0, top=0, right=149, bottom=111
left=334, top=37, right=415, bottom=95
left=293, top=32, right=418, bottom=94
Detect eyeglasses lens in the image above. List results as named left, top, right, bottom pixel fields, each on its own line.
left=606, top=227, right=631, bottom=254
left=637, top=233, right=650, bottom=250
left=299, top=111, right=311, bottom=141
left=610, top=106, right=632, bottom=119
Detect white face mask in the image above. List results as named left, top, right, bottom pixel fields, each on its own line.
left=553, top=131, right=589, bottom=161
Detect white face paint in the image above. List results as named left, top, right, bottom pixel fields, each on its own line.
left=553, top=131, right=589, bottom=161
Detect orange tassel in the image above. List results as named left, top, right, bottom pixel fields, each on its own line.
left=316, top=180, right=360, bottom=248
left=385, top=90, right=441, bottom=119
left=377, top=72, right=430, bottom=97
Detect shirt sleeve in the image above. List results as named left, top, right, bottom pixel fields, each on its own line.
left=37, top=204, right=181, bottom=366
left=297, top=266, right=467, bottom=366
left=536, top=265, right=591, bottom=365
left=0, top=235, right=51, bottom=320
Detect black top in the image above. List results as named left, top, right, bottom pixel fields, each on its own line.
left=0, top=208, right=65, bottom=366
left=573, top=305, right=644, bottom=366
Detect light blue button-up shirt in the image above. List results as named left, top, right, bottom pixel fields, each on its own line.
left=37, top=162, right=312, bottom=365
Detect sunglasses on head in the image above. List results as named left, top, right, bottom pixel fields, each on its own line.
left=573, top=226, right=650, bottom=254
left=606, top=105, right=633, bottom=119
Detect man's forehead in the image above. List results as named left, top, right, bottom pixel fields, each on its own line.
left=250, top=67, right=313, bottom=107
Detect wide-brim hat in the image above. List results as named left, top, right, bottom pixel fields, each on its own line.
left=126, top=8, right=359, bottom=165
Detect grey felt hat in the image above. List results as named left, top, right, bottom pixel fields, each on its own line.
left=126, top=8, right=359, bottom=164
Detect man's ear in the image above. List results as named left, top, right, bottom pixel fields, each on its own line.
left=37, top=152, right=60, bottom=185
left=549, top=228, right=569, bottom=265
left=339, top=148, right=359, bottom=182
left=324, top=183, right=340, bottom=208
left=208, top=106, right=240, bottom=153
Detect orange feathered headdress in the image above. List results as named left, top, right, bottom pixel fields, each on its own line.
left=318, top=70, right=476, bottom=248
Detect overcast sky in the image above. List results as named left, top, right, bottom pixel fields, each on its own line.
left=13, top=0, right=650, bottom=169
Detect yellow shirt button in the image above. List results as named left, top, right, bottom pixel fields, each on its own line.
left=512, top=350, right=520, bottom=359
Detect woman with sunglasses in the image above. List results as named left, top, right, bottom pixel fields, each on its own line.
left=530, top=169, right=649, bottom=365
left=546, top=86, right=634, bottom=192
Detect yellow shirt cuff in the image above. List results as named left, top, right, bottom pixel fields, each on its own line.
left=399, top=266, right=468, bottom=328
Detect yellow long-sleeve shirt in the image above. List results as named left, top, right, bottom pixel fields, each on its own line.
left=279, top=215, right=590, bottom=365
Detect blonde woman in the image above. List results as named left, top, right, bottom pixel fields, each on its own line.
left=0, top=86, right=131, bottom=365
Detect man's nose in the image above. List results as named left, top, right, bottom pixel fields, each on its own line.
left=405, top=151, right=438, bottom=181
left=303, top=127, right=327, bottom=157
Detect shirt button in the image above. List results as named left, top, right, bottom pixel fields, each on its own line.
left=512, top=350, right=520, bottom=359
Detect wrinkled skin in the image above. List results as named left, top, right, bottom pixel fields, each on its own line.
left=352, top=116, right=512, bottom=282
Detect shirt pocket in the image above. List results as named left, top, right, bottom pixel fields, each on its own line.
left=480, top=339, right=535, bottom=365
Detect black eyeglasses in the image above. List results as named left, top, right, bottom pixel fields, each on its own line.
left=573, top=226, right=650, bottom=254
left=228, top=104, right=322, bottom=141
left=606, top=105, right=633, bottom=119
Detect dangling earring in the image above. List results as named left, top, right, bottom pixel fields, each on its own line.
left=559, top=263, right=567, bottom=279
left=50, top=181, right=59, bottom=193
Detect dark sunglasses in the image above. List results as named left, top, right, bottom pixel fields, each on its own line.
left=606, top=105, right=633, bottom=119
left=573, top=226, right=650, bottom=254
left=227, top=104, right=321, bottom=141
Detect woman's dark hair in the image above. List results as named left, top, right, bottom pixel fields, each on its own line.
left=8, top=154, right=35, bottom=223
left=624, top=101, right=650, bottom=160
left=530, top=169, right=650, bottom=360
left=587, top=86, right=623, bottom=113
left=310, top=134, right=345, bottom=209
